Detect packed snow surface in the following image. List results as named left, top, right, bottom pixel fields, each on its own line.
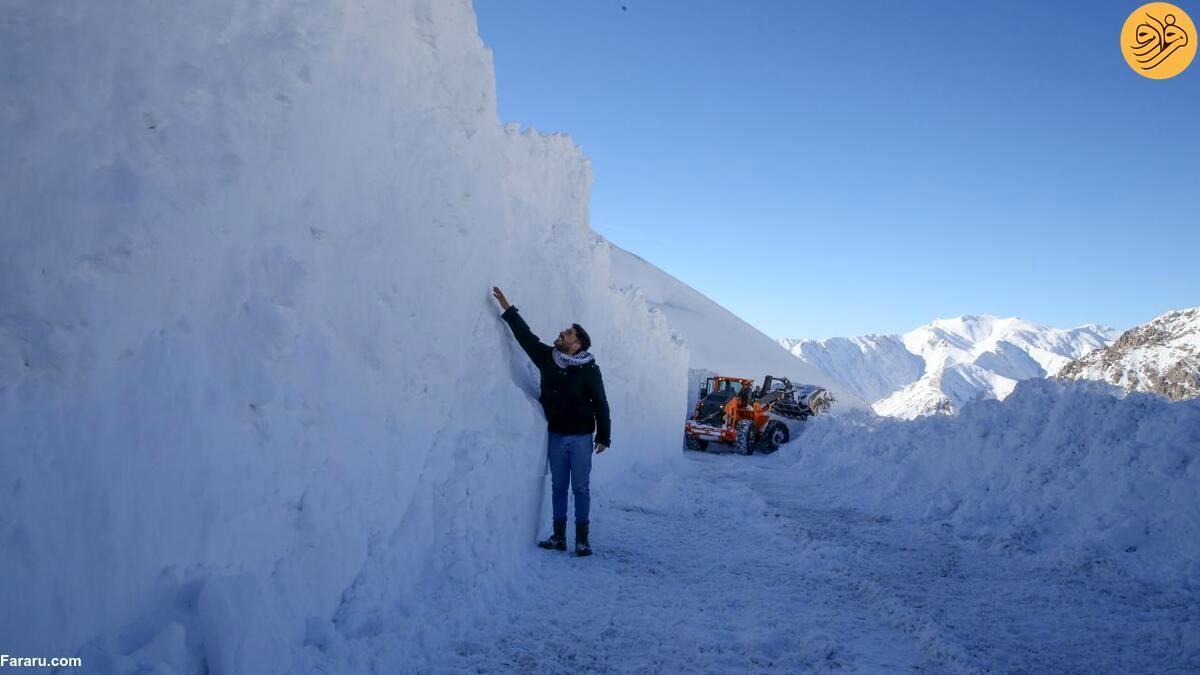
left=783, top=315, right=1118, bottom=419
left=1059, top=307, right=1200, bottom=401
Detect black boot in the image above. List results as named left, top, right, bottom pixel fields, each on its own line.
left=538, top=519, right=567, bottom=551
left=574, top=521, right=592, bottom=557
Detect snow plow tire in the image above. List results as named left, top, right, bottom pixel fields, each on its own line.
left=757, top=421, right=788, bottom=454
left=735, top=419, right=754, bottom=455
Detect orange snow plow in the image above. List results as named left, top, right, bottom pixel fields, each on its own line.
left=684, top=375, right=833, bottom=455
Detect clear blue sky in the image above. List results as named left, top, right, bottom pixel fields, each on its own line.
left=475, top=1, right=1199, bottom=339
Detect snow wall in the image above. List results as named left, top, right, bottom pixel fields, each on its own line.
left=605, top=244, right=868, bottom=413
left=793, top=379, right=1200, bottom=586
left=0, top=0, right=688, bottom=669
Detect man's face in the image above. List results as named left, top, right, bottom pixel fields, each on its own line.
left=554, top=327, right=581, bottom=354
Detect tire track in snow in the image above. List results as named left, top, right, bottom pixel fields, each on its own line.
left=429, top=452, right=931, bottom=673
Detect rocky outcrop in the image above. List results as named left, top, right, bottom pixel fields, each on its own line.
left=1058, top=308, right=1200, bottom=401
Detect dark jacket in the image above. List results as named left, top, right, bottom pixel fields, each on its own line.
left=501, top=306, right=611, bottom=447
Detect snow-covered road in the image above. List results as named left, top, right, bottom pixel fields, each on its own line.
left=303, top=448, right=1197, bottom=673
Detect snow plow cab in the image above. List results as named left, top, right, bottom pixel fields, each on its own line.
left=684, top=375, right=833, bottom=455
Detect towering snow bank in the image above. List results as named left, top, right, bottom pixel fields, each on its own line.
left=793, top=379, right=1200, bottom=585
left=0, top=0, right=686, bottom=668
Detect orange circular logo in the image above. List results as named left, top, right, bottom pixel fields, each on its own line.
left=1121, top=2, right=1196, bottom=79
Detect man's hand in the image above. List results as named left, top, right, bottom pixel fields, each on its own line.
left=492, top=286, right=511, bottom=311
left=594, top=442, right=607, bottom=454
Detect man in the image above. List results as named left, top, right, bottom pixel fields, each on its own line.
left=492, top=286, right=611, bottom=557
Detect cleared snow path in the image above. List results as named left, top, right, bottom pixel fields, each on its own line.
left=307, top=450, right=1198, bottom=673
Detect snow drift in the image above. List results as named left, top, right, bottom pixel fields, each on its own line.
left=0, top=0, right=687, bottom=669
left=606, top=244, right=866, bottom=412
left=792, top=379, right=1200, bottom=585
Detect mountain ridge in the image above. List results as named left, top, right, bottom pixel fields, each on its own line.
left=782, top=315, right=1119, bottom=418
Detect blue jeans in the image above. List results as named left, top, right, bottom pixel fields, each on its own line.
left=548, top=432, right=593, bottom=524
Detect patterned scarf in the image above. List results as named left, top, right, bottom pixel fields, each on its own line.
left=552, top=348, right=594, bottom=369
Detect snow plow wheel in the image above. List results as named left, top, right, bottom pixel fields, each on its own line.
left=685, top=434, right=709, bottom=451
left=757, top=421, right=788, bottom=454
left=735, top=419, right=754, bottom=455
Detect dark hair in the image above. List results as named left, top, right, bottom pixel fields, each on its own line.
left=572, top=323, right=592, bottom=352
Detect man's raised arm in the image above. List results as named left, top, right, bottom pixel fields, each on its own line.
left=493, top=286, right=550, bottom=366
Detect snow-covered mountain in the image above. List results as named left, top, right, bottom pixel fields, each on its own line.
left=783, top=316, right=1118, bottom=419
left=1058, top=307, right=1200, bottom=401
left=779, top=335, right=924, bottom=403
